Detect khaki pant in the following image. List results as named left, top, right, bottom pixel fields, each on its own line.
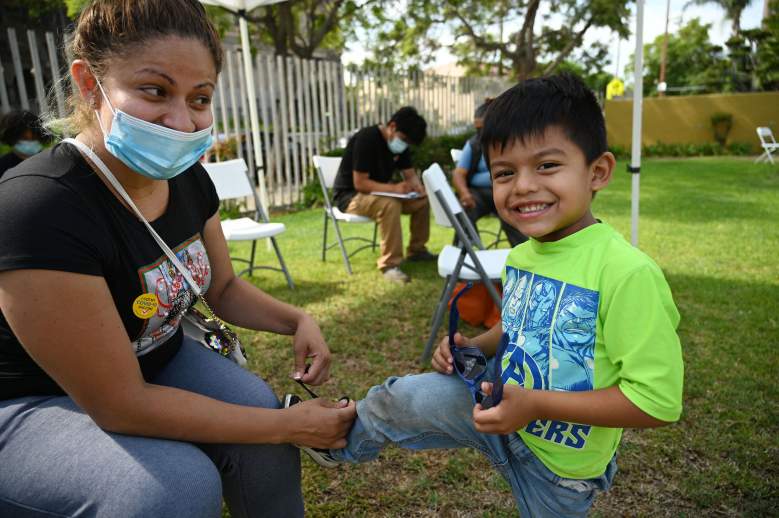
left=346, top=193, right=430, bottom=270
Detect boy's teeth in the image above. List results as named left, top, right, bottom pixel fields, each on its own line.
left=518, top=203, right=548, bottom=213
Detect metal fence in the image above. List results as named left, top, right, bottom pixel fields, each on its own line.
left=1, top=27, right=512, bottom=207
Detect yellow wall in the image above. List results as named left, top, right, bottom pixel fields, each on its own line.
left=604, top=92, right=779, bottom=149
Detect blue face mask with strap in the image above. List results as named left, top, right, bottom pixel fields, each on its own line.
left=94, top=78, right=213, bottom=180
left=387, top=136, right=408, bottom=155
left=14, top=140, right=43, bottom=156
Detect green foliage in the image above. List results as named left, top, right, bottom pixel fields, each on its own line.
left=411, top=133, right=473, bottom=171
left=218, top=200, right=244, bottom=220
left=64, top=0, right=89, bottom=17
left=752, top=2, right=779, bottom=90
left=636, top=18, right=730, bottom=95
left=360, top=0, right=631, bottom=79
left=609, top=141, right=753, bottom=159
left=297, top=179, right=326, bottom=209
left=710, top=112, right=733, bottom=145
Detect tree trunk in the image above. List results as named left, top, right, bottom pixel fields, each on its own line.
left=512, top=0, right=540, bottom=80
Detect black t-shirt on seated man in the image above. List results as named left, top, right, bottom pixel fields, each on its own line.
left=0, top=143, right=219, bottom=401
left=332, top=125, right=412, bottom=212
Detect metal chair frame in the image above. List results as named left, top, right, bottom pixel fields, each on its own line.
left=313, top=155, right=378, bottom=275
left=204, top=159, right=294, bottom=289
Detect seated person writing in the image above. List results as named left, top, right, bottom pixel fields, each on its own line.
left=332, top=107, right=436, bottom=283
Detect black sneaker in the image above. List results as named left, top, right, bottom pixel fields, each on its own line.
left=282, top=394, right=340, bottom=468
left=406, top=250, right=438, bottom=262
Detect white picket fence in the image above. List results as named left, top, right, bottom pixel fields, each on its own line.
left=1, top=27, right=512, bottom=207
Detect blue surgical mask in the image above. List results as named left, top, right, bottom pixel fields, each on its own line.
left=94, top=78, right=213, bottom=180
left=388, top=136, right=408, bottom=155
left=14, top=139, right=43, bottom=156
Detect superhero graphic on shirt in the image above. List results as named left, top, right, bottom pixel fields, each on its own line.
left=501, top=266, right=599, bottom=449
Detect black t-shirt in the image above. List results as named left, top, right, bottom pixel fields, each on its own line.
left=332, top=125, right=412, bottom=211
left=0, top=152, right=23, bottom=180
left=0, top=143, right=219, bottom=400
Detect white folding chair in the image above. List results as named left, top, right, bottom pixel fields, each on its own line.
left=203, top=158, right=294, bottom=289
left=450, top=148, right=463, bottom=163
left=449, top=147, right=505, bottom=249
left=756, top=127, right=778, bottom=164
left=419, top=163, right=510, bottom=363
left=313, top=155, right=378, bottom=275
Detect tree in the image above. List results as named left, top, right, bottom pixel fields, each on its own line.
left=361, top=0, right=631, bottom=80
left=226, top=0, right=383, bottom=59
left=684, top=0, right=754, bottom=38
left=636, top=18, right=729, bottom=95
left=58, top=0, right=376, bottom=60
left=750, top=0, right=779, bottom=89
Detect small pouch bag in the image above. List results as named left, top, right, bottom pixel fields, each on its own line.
left=180, top=306, right=247, bottom=365
left=64, top=138, right=247, bottom=366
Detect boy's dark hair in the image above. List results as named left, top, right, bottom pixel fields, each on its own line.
left=480, top=73, right=606, bottom=165
left=389, top=106, right=427, bottom=145
left=0, top=110, right=49, bottom=145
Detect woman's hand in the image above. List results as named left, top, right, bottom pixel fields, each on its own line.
left=284, top=398, right=357, bottom=449
left=292, top=313, right=331, bottom=386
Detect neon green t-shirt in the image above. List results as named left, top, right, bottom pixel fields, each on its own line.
left=500, top=222, right=683, bottom=480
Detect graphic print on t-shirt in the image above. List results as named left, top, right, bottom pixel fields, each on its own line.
left=132, top=234, right=211, bottom=355
left=501, top=265, right=599, bottom=449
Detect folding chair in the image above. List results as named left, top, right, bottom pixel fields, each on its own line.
left=756, top=127, right=778, bottom=164
left=449, top=148, right=505, bottom=249
left=203, top=158, right=294, bottom=289
left=450, top=148, right=463, bottom=163
left=419, top=163, right=510, bottom=363
left=312, top=155, right=378, bottom=275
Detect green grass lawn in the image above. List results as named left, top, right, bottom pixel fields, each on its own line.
left=225, top=157, right=779, bottom=517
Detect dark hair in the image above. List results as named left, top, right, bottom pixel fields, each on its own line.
left=474, top=97, right=493, bottom=119
left=62, top=0, right=222, bottom=133
left=0, top=110, right=49, bottom=145
left=389, top=106, right=427, bottom=145
left=480, top=73, right=606, bottom=165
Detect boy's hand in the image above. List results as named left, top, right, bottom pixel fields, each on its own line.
left=432, top=331, right=470, bottom=374
left=473, top=383, right=539, bottom=434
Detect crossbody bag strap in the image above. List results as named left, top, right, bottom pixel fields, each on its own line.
left=63, top=138, right=203, bottom=299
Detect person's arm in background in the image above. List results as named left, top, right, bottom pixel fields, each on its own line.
left=452, top=141, right=475, bottom=208
left=353, top=170, right=411, bottom=194
left=401, top=167, right=424, bottom=195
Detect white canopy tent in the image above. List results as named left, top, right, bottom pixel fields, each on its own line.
left=200, top=0, right=287, bottom=210
left=629, top=0, right=645, bottom=247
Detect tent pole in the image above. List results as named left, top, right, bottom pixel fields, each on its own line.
left=238, top=12, right=269, bottom=211
left=629, top=0, right=645, bottom=247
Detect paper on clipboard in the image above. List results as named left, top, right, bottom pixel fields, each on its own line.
left=370, top=191, right=420, bottom=199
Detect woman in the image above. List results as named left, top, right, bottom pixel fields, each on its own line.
left=0, top=1, right=355, bottom=516
left=0, top=109, right=49, bottom=178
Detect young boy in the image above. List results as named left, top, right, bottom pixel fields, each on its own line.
left=297, top=74, right=684, bottom=516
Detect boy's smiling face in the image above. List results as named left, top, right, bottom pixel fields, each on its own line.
left=489, top=126, right=614, bottom=242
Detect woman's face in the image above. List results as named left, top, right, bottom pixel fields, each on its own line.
left=93, top=36, right=217, bottom=134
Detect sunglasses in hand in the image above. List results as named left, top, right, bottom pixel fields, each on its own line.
left=292, top=365, right=350, bottom=405
left=449, top=283, right=508, bottom=410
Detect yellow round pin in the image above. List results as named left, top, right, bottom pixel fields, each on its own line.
left=132, top=293, right=158, bottom=319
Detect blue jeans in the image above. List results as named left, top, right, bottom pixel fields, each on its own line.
left=0, top=337, right=303, bottom=518
left=332, top=359, right=617, bottom=517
